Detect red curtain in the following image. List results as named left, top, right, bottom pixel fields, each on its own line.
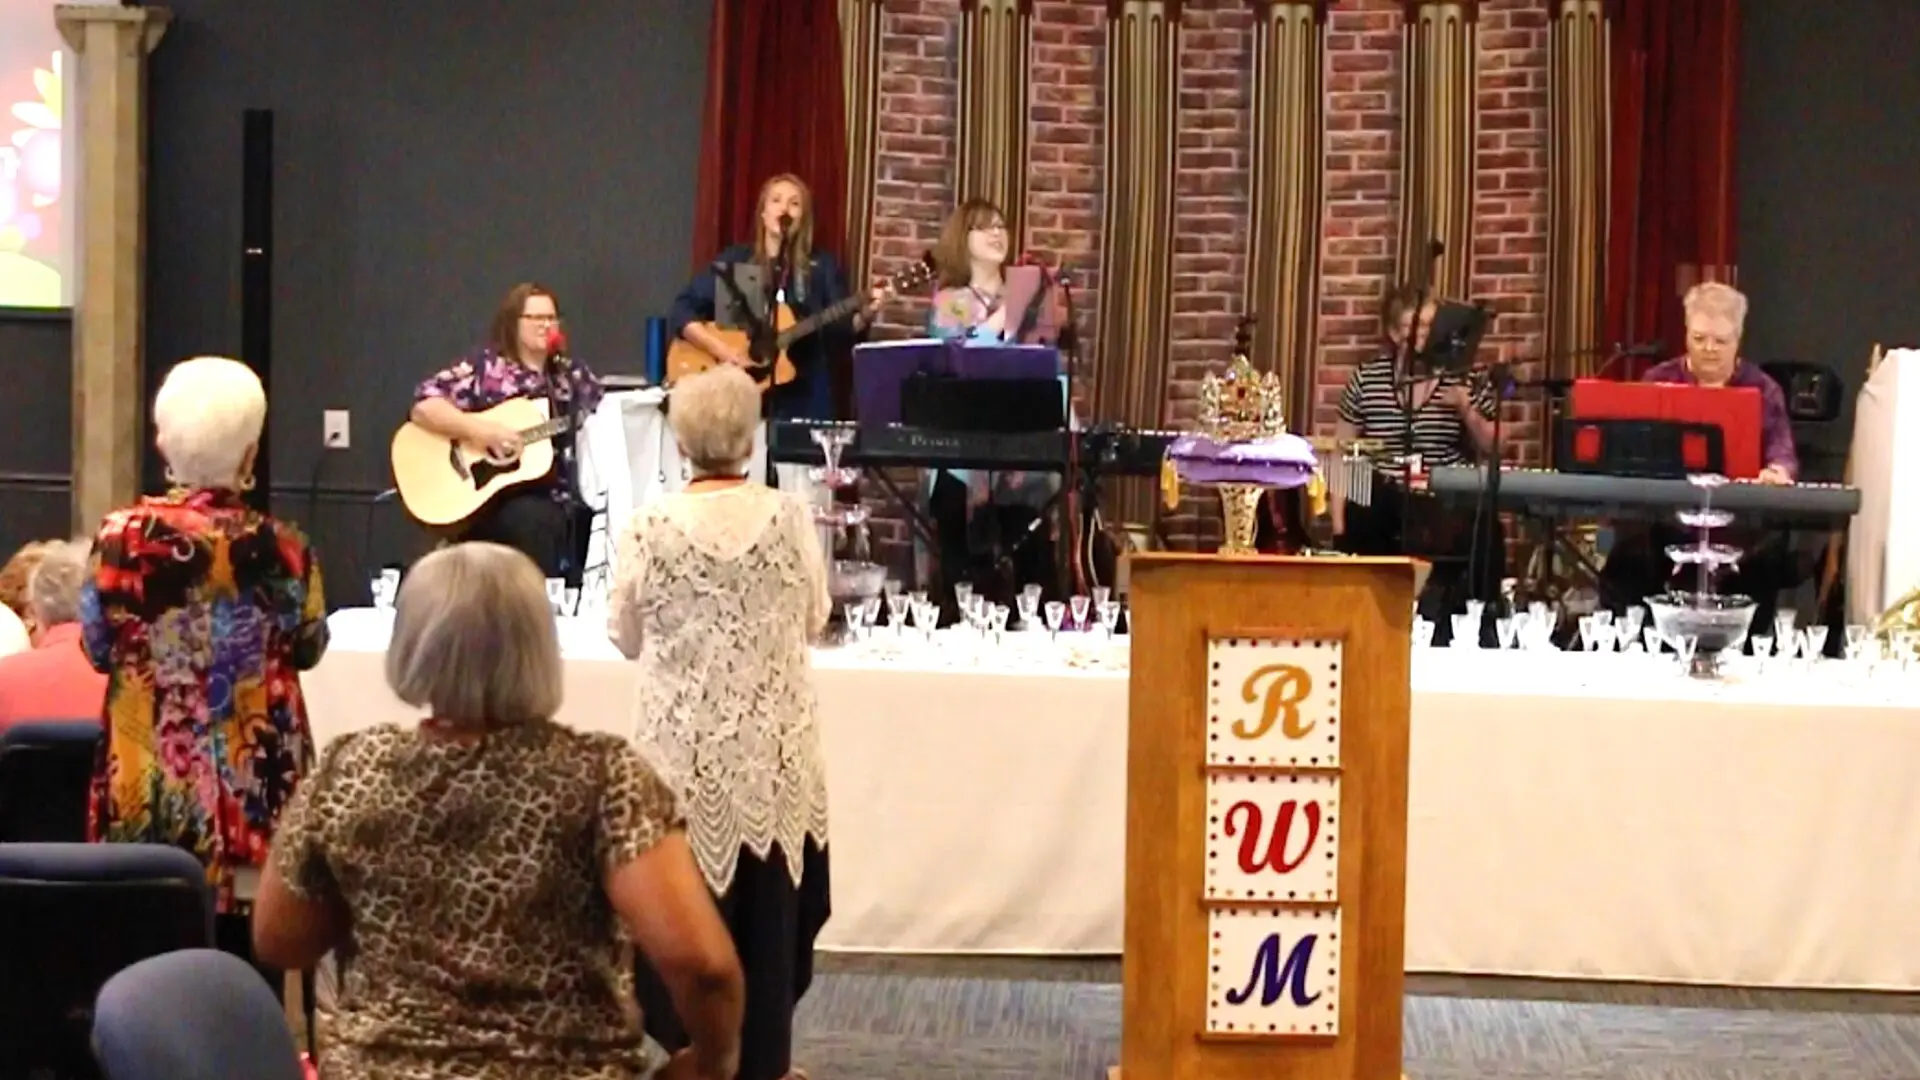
left=1603, top=0, right=1741, bottom=379
left=689, top=0, right=849, bottom=269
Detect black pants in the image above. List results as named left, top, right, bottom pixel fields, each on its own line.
left=929, top=471, right=1057, bottom=618
left=633, top=840, right=830, bottom=1080
left=460, top=487, right=593, bottom=586
left=1340, top=482, right=1504, bottom=645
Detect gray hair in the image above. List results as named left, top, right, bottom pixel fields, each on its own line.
left=669, top=366, right=759, bottom=476
left=1682, top=282, right=1748, bottom=337
left=385, top=543, right=562, bottom=726
left=153, top=357, right=267, bottom=489
left=25, top=539, right=89, bottom=627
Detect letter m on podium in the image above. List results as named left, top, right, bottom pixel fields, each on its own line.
left=1226, top=932, right=1322, bottom=1008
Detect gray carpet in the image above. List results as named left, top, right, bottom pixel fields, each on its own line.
left=794, top=955, right=1920, bottom=1080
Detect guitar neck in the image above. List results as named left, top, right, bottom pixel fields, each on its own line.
left=779, top=294, right=868, bottom=349
left=515, top=414, right=574, bottom=444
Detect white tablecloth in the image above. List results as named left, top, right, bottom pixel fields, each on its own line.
left=305, top=610, right=1920, bottom=990
left=1847, top=347, right=1920, bottom=624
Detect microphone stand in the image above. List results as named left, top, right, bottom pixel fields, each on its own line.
left=550, top=354, right=588, bottom=595
left=1055, top=269, right=1098, bottom=596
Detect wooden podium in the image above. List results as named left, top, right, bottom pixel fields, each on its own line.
left=1113, top=554, right=1419, bottom=1080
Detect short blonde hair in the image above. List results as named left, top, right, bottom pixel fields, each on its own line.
left=154, top=357, right=267, bottom=489
left=25, top=540, right=89, bottom=627
left=670, top=366, right=760, bottom=476
left=385, top=543, right=562, bottom=726
left=0, top=541, right=52, bottom=619
left=1682, top=282, right=1748, bottom=337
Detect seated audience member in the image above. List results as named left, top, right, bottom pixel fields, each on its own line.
left=254, top=542, right=745, bottom=1080
left=0, top=602, right=26, bottom=658
left=0, top=540, right=52, bottom=633
left=1600, top=282, right=1798, bottom=629
left=0, top=540, right=108, bottom=730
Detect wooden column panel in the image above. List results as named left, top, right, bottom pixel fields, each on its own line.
left=839, top=0, right=886, bottom=292
left=1396, top=0, right=1477, bottom=295
left=956, top=0, right=1033, bottom=245
left=1096, top=0, right=1183, bottom=525
left=1244, top=1, right=1331, bottom=430
left=1545, top=0, right=1608, bottom=382
left=56, top=3, right=171, bottom=535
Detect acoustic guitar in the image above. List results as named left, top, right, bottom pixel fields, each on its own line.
left=665, top=253, right=936, bottom=388
left=389, top=396, right=572, bottom=527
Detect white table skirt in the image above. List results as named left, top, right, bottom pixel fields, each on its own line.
left=305, top=610, right=1920, bottom=990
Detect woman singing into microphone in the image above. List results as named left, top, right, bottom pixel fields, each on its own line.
left=668, top=174, right=884, bottom=425
left=410, top=283, right=605, bottom=580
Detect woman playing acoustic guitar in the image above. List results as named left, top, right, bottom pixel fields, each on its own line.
left=408, top=283, right=604, bottom=582
left=667, top=173, right=884, bottom=424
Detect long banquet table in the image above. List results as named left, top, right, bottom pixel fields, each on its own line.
left=306, top=609, right=1920, bottom=991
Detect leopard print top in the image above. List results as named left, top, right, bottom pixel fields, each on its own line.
left=271, top=719, right=681, bottom=1080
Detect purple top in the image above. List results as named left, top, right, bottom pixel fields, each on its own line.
left=415, top=347, right=604, bottom=416
left=1641, top=358, right=1797, bottom=479
left=1167, top=434, right=1319, bottom=489
left=415, top=348, right=606, bottom=502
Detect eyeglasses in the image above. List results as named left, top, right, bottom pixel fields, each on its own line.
left=521, top=314, right=561, bottom=324
left=972, top=222, right=1008, bottom=234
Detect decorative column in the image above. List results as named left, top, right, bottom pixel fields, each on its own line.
left=1546, top=0, right=1607, bottom=378
left=1396, top=0, right=1477, bottom=295
left=1096, top=0, right=1182, bottom=525
left=955, top=0, right=1033, bottom=244
left=56, top=4, right=170, bottom=536
left=839, top=0, right=885, bottom=290
left=1244, top=1, right=1330, bottom=427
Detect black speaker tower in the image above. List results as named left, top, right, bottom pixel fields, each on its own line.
left=241, top=109, right=273, bottom=514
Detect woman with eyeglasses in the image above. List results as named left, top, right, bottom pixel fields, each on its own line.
left=921, top=199, right=1068, bottom=611
left=409, top=283, right=605, bottom=581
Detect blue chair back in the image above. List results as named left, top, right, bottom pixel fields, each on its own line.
left=0, top=843, right=214, bottom=1079
left=0, top=720, right=101, bottom=842
left=93, top=948, right=302, bottom=1080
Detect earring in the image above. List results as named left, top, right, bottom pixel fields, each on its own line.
left=240, top=474, right=256, bottom=492
left=164, top=466, right=179, bottom=484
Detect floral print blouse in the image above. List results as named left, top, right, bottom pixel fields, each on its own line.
left=80, top=487, right=328, bottom=912
left=415, top=349, right=607, bottom=502
left=272, top=721, right=682, bottom=1080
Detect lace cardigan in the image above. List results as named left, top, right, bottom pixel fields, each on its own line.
left=608, top=485, right=831, bottom=893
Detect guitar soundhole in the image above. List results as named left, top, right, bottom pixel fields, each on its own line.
left=446, top=444, right=473, bottom=481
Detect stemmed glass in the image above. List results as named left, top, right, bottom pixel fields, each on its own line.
left=1069, top=594, right=1091, bottom=631
left=955, top=582, right=976, bottom=611
left=989, top=602, right=1011, bottom=646
left=1622, top=605, right=1647, bottom=644
left=844, top=602, right=869, bottom=645
left=1494, top=616, right=1518, bottom=650
left=1093, top=585, right=1112, bottom=609
left=1044, top=600, right=1067, bottom=641
left=1802, top=624, right=1829, bottom=663
left=1016, top=591, right=1040, bottom=631
left=1096, top=600, right=1121, bottom=639
left=911, top=598, right=939, bottom=642
left=885, top=592, right=910, bottom=637
left=1671, top=634, right=1699, bottom=673
left=860, top=595, right=882, bottom=631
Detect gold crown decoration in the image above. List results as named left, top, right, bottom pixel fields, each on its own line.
left=1196, top=317, right=1286, bottom=443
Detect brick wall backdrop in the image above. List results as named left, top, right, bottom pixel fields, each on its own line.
left=861, top=0, right=1549, bottom=564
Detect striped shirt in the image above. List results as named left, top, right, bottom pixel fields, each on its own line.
left=1336, top=357, right=1495, bottom=471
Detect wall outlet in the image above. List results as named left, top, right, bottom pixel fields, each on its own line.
left=323, top=409, right=350, bottom=449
